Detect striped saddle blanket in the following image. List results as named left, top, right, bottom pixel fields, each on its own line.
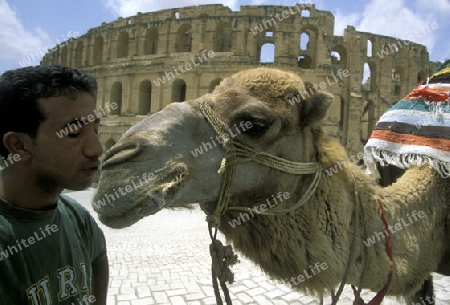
left=364, top=82, right=450, bottom=178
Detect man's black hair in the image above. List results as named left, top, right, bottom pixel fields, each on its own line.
left=0, top=65, right=97, bottom=158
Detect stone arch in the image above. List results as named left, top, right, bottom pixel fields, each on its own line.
left=110, top=82, right=122, bottom=115
left=417, top=70, right=427, bottom=84
left=138, top=80, right=152, bottom=115
left=75, top=41, right=83, bottom=67
left=60, top=45, right=68, bottom=65
left=144, top=28, right=158, bottom=55
left=93, top=36, right=103, bottom=65
left=299, top=25, right=318, bottom=68
left=214, top=22, right=232, bottom=52
left=175, top=24, right=192, bottom=52
left=260, top=43, right=275, bottom=63
left=172, top=79, right=186, bottom=102
left=298, top=55, right=311, bottom=69
left=117, top=32, right=129, bottom=58
left=105, top=138, right=116, bottom=151
left=209, top=78, right=223, bottom=93
left=331, top=44, right=347, bottom=67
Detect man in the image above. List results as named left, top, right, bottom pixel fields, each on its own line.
left=0, top=65, right=109, bottom=304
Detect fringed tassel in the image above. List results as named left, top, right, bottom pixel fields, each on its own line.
left=364, top=147, right=450, bottom=178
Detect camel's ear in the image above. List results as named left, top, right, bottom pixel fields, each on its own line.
left=300, top=92, right=333, bottom=127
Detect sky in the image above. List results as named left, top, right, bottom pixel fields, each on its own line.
left=1, top=0, right=449, bottom=74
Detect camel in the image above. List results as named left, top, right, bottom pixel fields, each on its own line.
left=93, top=67, right=450, bottom=304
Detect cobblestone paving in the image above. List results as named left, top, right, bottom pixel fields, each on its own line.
left=67, top=189, right=450, bottom=305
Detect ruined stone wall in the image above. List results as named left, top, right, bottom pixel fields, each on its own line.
left=41, top=3, right=438, bottom=155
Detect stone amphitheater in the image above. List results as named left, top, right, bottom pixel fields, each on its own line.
left=41, top=3, right=441, bottom=155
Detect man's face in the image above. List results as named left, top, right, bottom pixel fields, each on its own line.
left=30, top=91, right=104, bottom=192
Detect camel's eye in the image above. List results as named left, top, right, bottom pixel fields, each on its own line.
left=243, top=121, right=268, bottom=135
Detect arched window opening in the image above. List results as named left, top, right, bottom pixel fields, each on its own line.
left=362, top=63, right=371, bottom=91
left=367, top=39, right=372, bottom=57
left=298, top=55, right=311, bottom=69
left=93, top=36, right=103, bottom=65
left=138, top=80, right=152, bottom=115
left=175, top=24, right=192, bottom=52
left=300, top=32, right=310, bottom=51
left=331, top=45, right=347, bottom=67
left=144, top=28, right=158, bottom=55
left=417, top=70, right=427, bottom=84
left=117, top=32, right=129, bottom=58
left=214, top=22, right=232, bottom=52
left=260, top=43, right=275, bottom=63
left=331, top=51, right=340, bottom=64
left=110, top=82, right=122, bottom=115
left=172, top=79, right=186, bottom=102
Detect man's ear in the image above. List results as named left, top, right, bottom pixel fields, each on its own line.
left=299, top=92, right=333, bottom=127
left=2, top=132, right=33, bottom=161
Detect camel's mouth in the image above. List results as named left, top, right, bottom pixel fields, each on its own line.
left=93, top=161, right=189, bottom=228
left=98, top=196, right=164, bottom=228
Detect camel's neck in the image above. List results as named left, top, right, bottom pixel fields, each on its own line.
left=218, top=132, right=447, bottom=296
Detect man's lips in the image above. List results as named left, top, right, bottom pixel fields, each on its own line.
left=83, top=162, right=100, bottom=172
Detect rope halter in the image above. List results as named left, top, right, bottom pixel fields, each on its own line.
left=196, top=98, right=322, bottom=227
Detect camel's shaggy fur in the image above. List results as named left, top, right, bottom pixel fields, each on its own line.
left=94, top=67, right=450, bottom=301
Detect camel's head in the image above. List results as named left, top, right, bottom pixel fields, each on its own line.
left=93, top=67, right=333, bottom=227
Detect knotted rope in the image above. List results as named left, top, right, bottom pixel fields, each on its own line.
left=208, top=224, right=239, bottom=305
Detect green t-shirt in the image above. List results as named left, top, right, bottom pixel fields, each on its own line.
left=0, top=194, right=107, bottom=304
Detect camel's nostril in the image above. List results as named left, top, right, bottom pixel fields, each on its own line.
left=102, top=139, right=144, bottom=168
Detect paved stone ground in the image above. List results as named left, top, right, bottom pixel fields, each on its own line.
left=66, top=189, right=450, bottom=305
